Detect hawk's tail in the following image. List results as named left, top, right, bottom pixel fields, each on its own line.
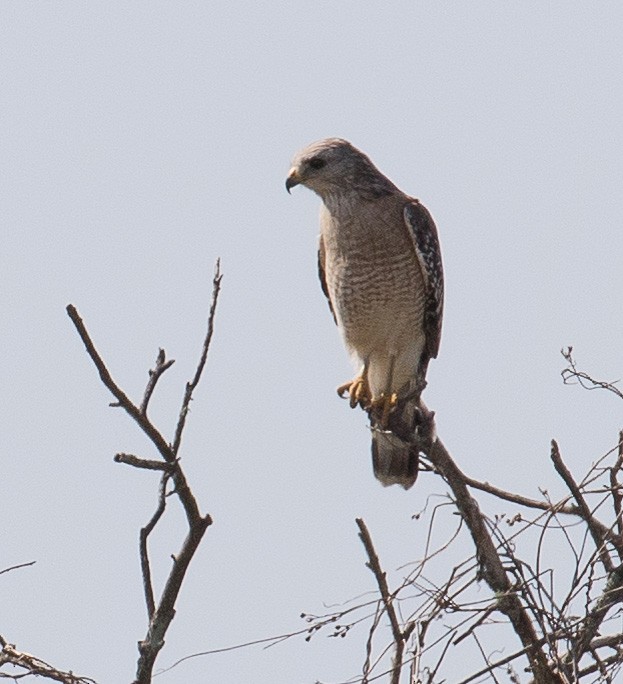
left=369, top=383, right=426, bottom=490
left=371, top=429, right=419, bottom=490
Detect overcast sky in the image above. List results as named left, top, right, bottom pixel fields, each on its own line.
left=2, top=3, right=623, bottom=683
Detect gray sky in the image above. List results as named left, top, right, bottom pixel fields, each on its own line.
left=2, top=2, right=622, bottom=682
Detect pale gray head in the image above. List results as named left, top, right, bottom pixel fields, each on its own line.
left=286, top=138, right=398, bottom=200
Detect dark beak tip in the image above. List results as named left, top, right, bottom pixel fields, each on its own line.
left=285, top=175, right=300, bottom=194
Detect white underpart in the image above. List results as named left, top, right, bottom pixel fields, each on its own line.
left=320, top=198, right=427, bottom=400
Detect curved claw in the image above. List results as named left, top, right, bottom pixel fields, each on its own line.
left=337, top=375, right=372, bottom=409
left=370, top=392, right=399, bottom=429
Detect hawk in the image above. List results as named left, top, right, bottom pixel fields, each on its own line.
left=286, top=138, right=444, bottom=489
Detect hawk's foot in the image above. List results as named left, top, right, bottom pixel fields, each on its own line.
left=370, top=392, right=399, bottom=429
left=337, top=375, right=372, bottom=409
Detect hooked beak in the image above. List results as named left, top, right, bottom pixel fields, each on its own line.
left=285, top=168, right=300, bottom=194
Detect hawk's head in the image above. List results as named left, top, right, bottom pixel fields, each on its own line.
left=286, top=138, right=396, bottom=200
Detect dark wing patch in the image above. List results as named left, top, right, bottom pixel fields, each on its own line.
left=318, top=235, right=337, bottom=324
left=403, top=200, right=444, bottom=362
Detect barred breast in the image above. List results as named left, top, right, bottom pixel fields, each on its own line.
left=320, top=198, right=427, bottom=399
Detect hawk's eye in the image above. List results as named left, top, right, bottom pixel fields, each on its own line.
left=308, top=157, right=327, bottom=170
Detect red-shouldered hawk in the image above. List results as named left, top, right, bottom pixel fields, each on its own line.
left=287, top=138, right=443, bottom=490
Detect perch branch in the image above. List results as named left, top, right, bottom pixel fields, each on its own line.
left=418, top=403, right=563, bottom=684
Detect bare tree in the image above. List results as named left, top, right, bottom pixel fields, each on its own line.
left=1, top=263, right=222, bottom=684
left=3, top=277, right=623, bottom=684
left=297, top=349, right=623, bottom=684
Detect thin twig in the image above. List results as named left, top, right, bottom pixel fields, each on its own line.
left=472, top=631, right=502, bottom=684
left=610, top=433, right=623, bottom=552
left=464, top=474, right=623, bottom=550
left=561, top=347, right=623, bottom=400
left=140, top=473, right=171, bottom=619
left=425, top=630, right=455, bottom=684
left=172, top=259, right=222, bottom=456
left=550, top=440, right=614, bottom=574
left=419, top=402, right=563, bottom=684
left=134, top=513, right=213, bottom=684
left=114, top=454, right=174, bottom=471
left=561, top=563, right=623, bottom=670
left=141, top=349, right=175, bottom=415
left=66, top=304, right=174, bottom=464
left=362, top=602, right=383, bottom=684
left=356, top=518, right=407, bottom=684
left=0, top=561, right=36, bottom=576
left=67, top=303, right=204, bottom=528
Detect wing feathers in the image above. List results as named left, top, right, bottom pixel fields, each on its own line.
left=403, top=200, right=444, bottom=362
left=318, top=235, right=337, bottom=324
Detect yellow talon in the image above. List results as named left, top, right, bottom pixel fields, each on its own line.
left=371, top=392, right=398, bottom=429
left=337, top=375, right=372, bottom=409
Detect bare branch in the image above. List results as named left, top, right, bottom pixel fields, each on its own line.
left=134, top=513, right=212, bottom=684
left=362, top=603, right=383, bottom=684
left=419, top=403, right=563, bottom=684
left=0, top=636, right=95, bottom=683
left=140, top=349, right=175, bottom=416
left=67, top=303, right=204, bottom=528
left=463, top=472, right=623, bottom=552
left=114, top=454, right=174, bottom=472
left=610, top=433, right=623, bottom=551
left=356, top=518, right=409, bottom=684
left=0, top=562, right=36, bottom=577
left=561, top=347, right=623, bottom=401
left=67, top=261, right=222, bottom=684
left=172, top=259, right=222, bottom=456
left=550, top=439, right=614, bottom=574
left=140, top=474, right=170, bottom=619
left=66, top=304, right=174, bottom=465
left=562, top=563, right=623, bottom=670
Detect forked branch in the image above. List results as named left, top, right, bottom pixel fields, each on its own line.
left=356, top=518, right=414, bottom=684
left=422, top=422, right=563, bottom=684
left=66, top=259, right=222, bottom=684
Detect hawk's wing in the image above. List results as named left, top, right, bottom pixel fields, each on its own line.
left=404, top=200, right=444, bottom=362
left=318, top=234, right=337, bottom=324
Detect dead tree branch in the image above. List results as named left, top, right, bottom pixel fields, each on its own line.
left=0, top=636, right=95, bottom=683
left=66, top=259, right=222, bottom=684
left=417, top=407, right=563, bottom=684
left=609, top=433, right=623, bottom=551
left=0, top=562, right=36, bottom=577
left=344, top=392, right=623, bottom=684
left=561, top=347, right=623, bottom=401
left=356, top=518, right=414, bottom=684
left=562, top=563, right=623, bottom=670
left=550, top=440, right=614, bottom=574
left=172, top=260, right=222, bottom=457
